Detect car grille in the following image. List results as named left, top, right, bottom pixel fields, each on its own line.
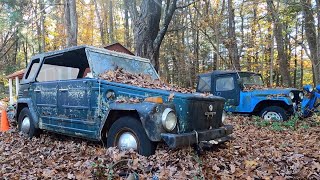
left=185, top=100, right=224, bottom=132
left=291, top=90, right=303, bottom=103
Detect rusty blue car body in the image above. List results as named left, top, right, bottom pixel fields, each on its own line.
left=16, top=46, right=232, bottom=155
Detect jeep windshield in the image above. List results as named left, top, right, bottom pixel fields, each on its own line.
left=87, top=50, right=159, bottom=79
left=239, top=73, right=263, bottom=86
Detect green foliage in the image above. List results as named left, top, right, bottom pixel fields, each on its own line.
left=271, top=122, right=283, bottom=131
left=253, top=114, right=315, bottom=131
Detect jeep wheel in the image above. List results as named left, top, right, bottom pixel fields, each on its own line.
left=259, top=106, right=288, bottom=121
left=18, top=108, right=40, bottom=138
left=107, top=116, right=156, bottom=156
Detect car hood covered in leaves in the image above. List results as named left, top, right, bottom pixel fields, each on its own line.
left=98, top=67, right=225, bottom=102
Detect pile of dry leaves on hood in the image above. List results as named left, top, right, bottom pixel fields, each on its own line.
left=99, top=67, right=195, bottom=93
left=1, top=116, right=319, bottom=179
left=243, top=85, right=267, bottom=91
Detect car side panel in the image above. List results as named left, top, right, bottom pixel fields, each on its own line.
left=225, top=91, right=293, bottom=113
left=56, top=79, right=98, bottom=139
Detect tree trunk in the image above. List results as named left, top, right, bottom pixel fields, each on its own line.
left=226, top=0, right=240, bottom=70
left=128, top=0, right=177, bottom=72
left=93, top=0, right=106, bottom=45
left=301, top=0, right=320, bottom=84
left=40, top=0, right=45, bottom=52
left=124, top=0, right=130, bottom=48
left=300, top=20, right=304, bottom=86
left=64, top=0, right=78, bottom=47
left=294, top=14, right=298, bottom=88
left=35, top=1, right=42, bottom=52
left=23, top=39, right=28, bottom=68
left=108, top=0, right=114, bottom=43
left=266, top=0, right=292, bottom=86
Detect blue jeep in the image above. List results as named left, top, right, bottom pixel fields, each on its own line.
left=16, top=46, right=232, bottom=156
left=197, top=71, right=303, bottom=121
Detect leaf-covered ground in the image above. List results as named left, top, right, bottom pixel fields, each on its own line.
left=0, top=116, right=319, bottom=179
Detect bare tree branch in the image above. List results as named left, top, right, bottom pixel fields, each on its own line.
left=176, top=1, right=197, bottom=9
left=289, top=34, right=312, bottom=62
left=153, top=0, right=177, bottom=50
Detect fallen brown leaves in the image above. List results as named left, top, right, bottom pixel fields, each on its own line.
left=0, top=116, right=319, bottom=179
left=99, top=67, right=195, bottom=93
left=243, top=85, right=267, bottom=91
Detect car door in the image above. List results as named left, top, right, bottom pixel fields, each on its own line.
left=58, top=79, right=97, bottom=138
left=213, top=75, right=240, bottom=106
left=31, top=81, right=59, bottom=131
left=28, top=57, right=61, bottom=132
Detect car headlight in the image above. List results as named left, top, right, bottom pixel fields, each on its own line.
left=161, top=108, right=177, bottom=132
left=299, top=92, right=304, bottom=99
left=221, top=110, right=226, bottom=123
left=288, top=92, right=294, bottom=99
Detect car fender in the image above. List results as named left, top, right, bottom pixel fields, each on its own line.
left=99, top=101, right=173, bottom=141
left=16, top=98, right=40, bottom=128
left=251, top=96, right=293, bottom=112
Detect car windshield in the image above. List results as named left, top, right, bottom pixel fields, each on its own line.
left=239, top=73, right=264, bottom=86
left=87, top=50, right=159, bottom=79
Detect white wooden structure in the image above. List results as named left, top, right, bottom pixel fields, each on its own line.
left=6, top=69, right=25, bottom=105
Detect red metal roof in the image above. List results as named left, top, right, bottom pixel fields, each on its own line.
left=6, top=69, right=25, bottom=79
left=104, top=43, right=134, bottom=55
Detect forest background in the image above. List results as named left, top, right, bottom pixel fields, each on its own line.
left=0, top=0, right=319, bottom=94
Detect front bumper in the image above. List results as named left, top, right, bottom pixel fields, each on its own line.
left=161, top=125, right=233, bottom=149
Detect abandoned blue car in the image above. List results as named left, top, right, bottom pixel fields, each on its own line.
left=16, top=46, right=232, bottom=156
left=197, top=71, right=303, bottom=121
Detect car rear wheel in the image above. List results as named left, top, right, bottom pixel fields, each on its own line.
left=259, top=106, right=288, bottom=121
left=106, top=116, right=156, bottom=156
left=18, top=107, right=40, bottom=138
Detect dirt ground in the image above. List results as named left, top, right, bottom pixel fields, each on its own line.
left=0, top=116, right=319, bottom=179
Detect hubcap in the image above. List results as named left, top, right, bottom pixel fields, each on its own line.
left=21, top=116, right=30, bottom=134
left=117, top=132, right=138, bottom=150
left=263, top=112, right=282, bottom=121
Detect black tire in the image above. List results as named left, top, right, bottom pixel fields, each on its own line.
left=259, top=106, right=288, bottom=121
left=18, top=107, right=40, bottom=138
left=106, top=116, right=156, bottom=156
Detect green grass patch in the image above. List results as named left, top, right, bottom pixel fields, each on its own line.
left=253, top=114, right=317, bottom=131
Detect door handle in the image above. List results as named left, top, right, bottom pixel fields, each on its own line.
left=59, top=89, right=68, bottom=92
left=34, top=89, right=41, bottom=92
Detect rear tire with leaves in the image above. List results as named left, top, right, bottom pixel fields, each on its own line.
left=106, top=116, right=156, bottom=156
left=18, top=107, right=40, bottom=138
left=259, top=106, right=288, bottom=121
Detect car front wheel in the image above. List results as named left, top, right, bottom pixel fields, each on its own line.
left=18, top=107, right=40, bottom=138
left=259, top=106, right=288, bottom=121
left=106, top=116, right=156, bottom=156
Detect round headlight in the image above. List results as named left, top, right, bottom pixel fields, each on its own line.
left=161, top=108, right=177, bottom=132
left=288, top=92, right=294, bottom=99
left=299, top=92, right=304, bottom=99
left=222, top=110, right=226, bottom=123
